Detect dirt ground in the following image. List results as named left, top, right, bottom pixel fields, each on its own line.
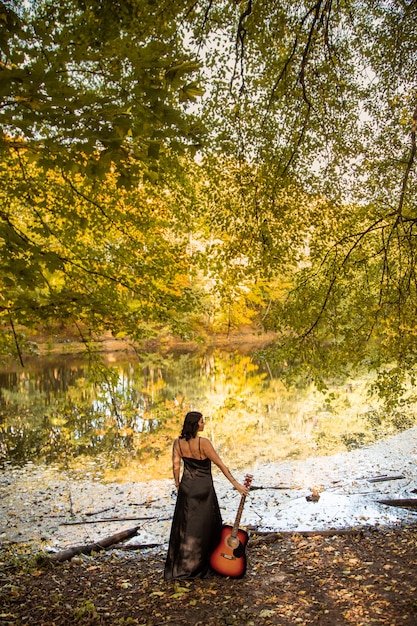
left=1, top=524, right=417, bottom=626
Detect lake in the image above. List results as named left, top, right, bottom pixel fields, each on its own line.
left=0, top=343, right=413, bottom=483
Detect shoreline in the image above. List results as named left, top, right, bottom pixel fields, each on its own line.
left=1, top=426, right=416, bottom=552
left=3, top=327, right=279, bottom=361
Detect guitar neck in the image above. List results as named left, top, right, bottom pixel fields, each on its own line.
left=231, top=493, right=247, bottom=538
left=229, top=474, right=252, bottom=538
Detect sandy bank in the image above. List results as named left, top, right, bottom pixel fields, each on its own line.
left=1, top=427, right=416, bottom=553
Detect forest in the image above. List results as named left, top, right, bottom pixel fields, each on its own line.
left=1, top=0, right=417, bottom=405
left=1, top=5, right=417, bottom=625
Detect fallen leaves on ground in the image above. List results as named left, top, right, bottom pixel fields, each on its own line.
left=1, top=524, right=416, bottom=625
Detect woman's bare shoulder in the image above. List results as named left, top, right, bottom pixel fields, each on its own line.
left=199, top=436, right=214, bottom=450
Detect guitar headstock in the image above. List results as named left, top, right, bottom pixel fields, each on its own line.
left=244, top=474, right=253, bottom=490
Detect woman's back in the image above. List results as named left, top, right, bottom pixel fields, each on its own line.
left=176, top=436, right=207, bottom=460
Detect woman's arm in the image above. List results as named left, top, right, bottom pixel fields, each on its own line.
left=172, top=438, right=181, bottom=489
left=200, top=438, right=249, bottom=496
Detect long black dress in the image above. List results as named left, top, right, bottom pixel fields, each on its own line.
left=164, top=441, right=223, bottom=580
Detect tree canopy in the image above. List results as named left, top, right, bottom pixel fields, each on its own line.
left=1, top=0, right=417, bottom=397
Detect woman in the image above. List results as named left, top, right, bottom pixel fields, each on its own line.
left=164, top=410, right=249, bottom=580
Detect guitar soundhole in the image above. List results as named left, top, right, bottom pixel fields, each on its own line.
left=233, top=542, right=244, bottom=558
left=226, top=536, right=240, bottom=550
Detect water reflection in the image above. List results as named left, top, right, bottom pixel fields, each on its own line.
left=0, top=348, right=415, bottom=482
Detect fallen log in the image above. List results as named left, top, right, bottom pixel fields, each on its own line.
left=367, top=475, right=405, bottom=483
left=249, top=485, right=295, bottom=491
left=40, top=526, right=140, bottom=564
left=378, top=498, right=417, bottom=510
left=128, top=499, right=157, bottom=507
left=85, top=507, right=115, bottom=517
left=60, top=516, right=159, bottom=526
left=249, top=527, right=373, bottom=545
left=116, top=542, right=162, bottom=550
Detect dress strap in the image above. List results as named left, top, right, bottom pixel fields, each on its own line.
left=198, top=436, right=202, bottom=459
left=177, top=438, right=183, bottom=457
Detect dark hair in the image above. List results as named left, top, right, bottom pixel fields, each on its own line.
left=180, top=411, right=202, bottom=441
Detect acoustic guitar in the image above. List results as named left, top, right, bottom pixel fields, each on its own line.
left=209, top=474, right=253, bottom=578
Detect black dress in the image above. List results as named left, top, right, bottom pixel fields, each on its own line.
left=164, top=440, right=223, bottom=580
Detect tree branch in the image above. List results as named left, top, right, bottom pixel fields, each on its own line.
left=8, top=312, right=25, bottom=367
left=298, top=217, right=388, bottom=337
left=231, top=0, right=253, bottom=94
left=397, top=102, right=417, bottom=218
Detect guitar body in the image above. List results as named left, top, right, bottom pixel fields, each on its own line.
left=210, top=524, right=249, bottom=578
